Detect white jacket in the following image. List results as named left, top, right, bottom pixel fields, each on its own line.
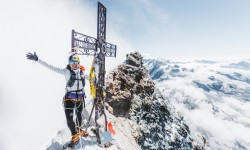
left=38, top=58, right=85, bottom=93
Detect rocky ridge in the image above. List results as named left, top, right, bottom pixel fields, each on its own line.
left=106, top=52, right=206, bottom=149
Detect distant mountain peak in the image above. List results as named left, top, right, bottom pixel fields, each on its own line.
left=195, top=60, right=217, bottom=64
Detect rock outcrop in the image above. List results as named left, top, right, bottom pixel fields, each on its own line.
left=106, top=52, right=206, bottom=149
left=106, top=52, right=154, bottom=117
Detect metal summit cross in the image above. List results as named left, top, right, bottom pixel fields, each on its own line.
left=70, top=2, right=117, bottom=144
left=71, top=2, right=117, bottom=58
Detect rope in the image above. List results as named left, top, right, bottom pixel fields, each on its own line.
left=75, top=76, right=84, bottom=150
left=62, top=98, right=85, bottom=147
left=75, top=102, right=83, bottom=149
left=61, top=69, right=88, bottom=149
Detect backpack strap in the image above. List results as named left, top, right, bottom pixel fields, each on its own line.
left=66, top=65, right=77, bottom=87
left=66, top=65, right=85, bottom=88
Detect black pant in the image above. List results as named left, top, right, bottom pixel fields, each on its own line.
left=64, top=100, right=83, bottom=135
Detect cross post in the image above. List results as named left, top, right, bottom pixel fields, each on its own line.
left=71, top=2, right=117, bottom=144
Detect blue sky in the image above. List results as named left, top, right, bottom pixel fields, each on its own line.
left=88, top=0, right=250, bottom=60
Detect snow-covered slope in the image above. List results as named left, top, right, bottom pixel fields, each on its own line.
left=44, top=103, right=141, bottom=150
left=144, top=58, right=250, bottom=150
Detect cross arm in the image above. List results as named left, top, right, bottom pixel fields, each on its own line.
left=72, top=30, right=116, bottom=57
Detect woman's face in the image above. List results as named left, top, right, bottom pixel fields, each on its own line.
left=70, top=63, right=80, bottom=70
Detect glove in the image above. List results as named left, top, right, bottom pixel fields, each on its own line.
left=26, top=52, right=38, bottom=61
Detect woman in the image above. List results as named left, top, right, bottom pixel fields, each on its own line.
left=26, top=52, right=86, bottom=147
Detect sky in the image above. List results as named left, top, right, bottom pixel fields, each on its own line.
left=100, top=0, right=250, bottom=61
left=0, top=0, right=250, bottom=150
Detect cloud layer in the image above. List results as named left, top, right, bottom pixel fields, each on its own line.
left=144, top=58, right=250, bottom=149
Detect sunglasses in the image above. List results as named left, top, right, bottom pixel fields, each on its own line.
left=69, top=61, right=79, bottom=65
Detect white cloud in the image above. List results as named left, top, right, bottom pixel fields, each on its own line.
left=147, top=59, right=250, bottom=149
left=0, top=0, right=132, bottom=149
